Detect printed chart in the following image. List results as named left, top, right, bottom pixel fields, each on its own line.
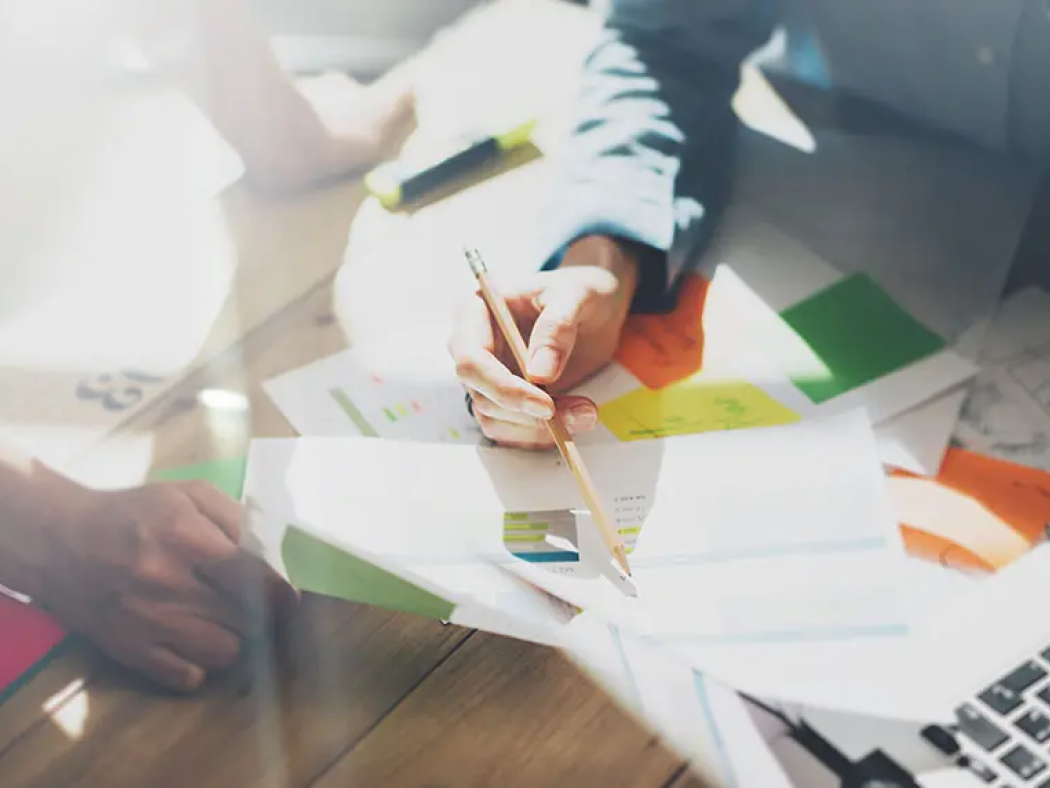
left=265, top=347, right=482, bottom=443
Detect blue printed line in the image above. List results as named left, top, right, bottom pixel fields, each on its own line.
left=628, top=536, right=888, bottom=568
left=693, top=671, right=736, bottom=787
left=610, top=624, right=643, bottom=713
left=643, top=622, right=908, bottom=647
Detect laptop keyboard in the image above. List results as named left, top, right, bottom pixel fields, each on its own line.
left=924, top=652, right=1050, bottom=785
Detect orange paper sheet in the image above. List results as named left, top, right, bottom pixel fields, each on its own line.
left=615, top=274, right=710, bottom=390
left=891, top=448, right=1050, bottom=573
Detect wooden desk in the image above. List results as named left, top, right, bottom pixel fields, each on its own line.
left=0, top=1, right=703, bottom=785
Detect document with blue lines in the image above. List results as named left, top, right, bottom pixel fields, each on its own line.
left=552, top=609, right=794, bottom=788
left=499, top=409, right=919, bottom=718
left=246, top=409, right=910, bottom=714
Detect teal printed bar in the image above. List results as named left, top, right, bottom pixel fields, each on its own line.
left=503, top=509, right=580, bottom=564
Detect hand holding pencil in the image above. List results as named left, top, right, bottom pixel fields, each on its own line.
left=460, top=246, right=634, bottom=579
left=450, top=235, right=640, bottom=449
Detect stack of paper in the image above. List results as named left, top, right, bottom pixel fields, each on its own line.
left=243, top=410, right=921, bottom=709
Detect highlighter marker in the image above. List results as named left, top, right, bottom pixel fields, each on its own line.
left=365, top=118, right=536, bottom=210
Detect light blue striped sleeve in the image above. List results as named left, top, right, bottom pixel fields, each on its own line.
left=537, top=0, right=777, bottom=312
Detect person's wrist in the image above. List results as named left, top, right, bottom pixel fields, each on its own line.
left=561, top=235, right=641, bottom=302
left=0, top=464, right=92, bottom=604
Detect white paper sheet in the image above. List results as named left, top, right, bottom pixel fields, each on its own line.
left=276, top=407, right=913, bottom=718
left=240, top=494, right=579, bottom=646
left=554, top=609, right=795, bottom=788
left=244, top=409, right=913, bottom=690
left=955, top=287, right=1050, bottom=471
left=876, top=387, right=969, bottom=475
left=263, top=339, right=481, bottom=444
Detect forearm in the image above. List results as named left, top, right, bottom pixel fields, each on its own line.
left=539, top=0, right=776, bottom=310
left=125, top=0, right=344, bottom=189
left=0, top=444, right=83, bottom=600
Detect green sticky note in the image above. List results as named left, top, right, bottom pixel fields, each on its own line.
left=779, top=273, right=945, bottom=403
left=281, top=526, right=455, bottom=621
left=152, top=456, right=248, bottom=499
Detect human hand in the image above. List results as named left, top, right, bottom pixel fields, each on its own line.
left=36, top=480, right=298, bottom=693
left=275, top=70, right=416, bottom=191
left=449, top=235, right=639, bottom=448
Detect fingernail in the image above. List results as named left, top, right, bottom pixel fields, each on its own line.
left=185, top=665, right=206, bottom=690
left=523, top=399, right=554, bottom=420
left=566, top=403, right=597, bottom=432
left=529, top=347, right=558, bottom=380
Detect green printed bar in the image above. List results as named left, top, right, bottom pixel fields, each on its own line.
left=329, top=388, right=378, bottom=436
left=382, top=407, right=397, bottom=423
left=281, top=525, right=454, bottom=620
left=779, top=273, right=945, bottom=404
left=504, top=513, right=530, bottom=521
left=503, top=522, right=549, bottom=531
left=502, top=534, right=548, bottom=543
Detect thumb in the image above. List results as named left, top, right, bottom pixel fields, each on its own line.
left=527, top=288, right=586, bottom=385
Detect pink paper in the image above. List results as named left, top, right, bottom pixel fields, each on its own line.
left=0, top=593, right=65, bottom=695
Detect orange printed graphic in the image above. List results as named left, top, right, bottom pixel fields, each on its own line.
left=890, top=448, right=1050, bottom=573
left=615, top=274, right=710, bottom=390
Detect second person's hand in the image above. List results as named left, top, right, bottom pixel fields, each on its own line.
left=36, top=480, right=299, bottom=693
left=449, top=235, right=640, bottom=448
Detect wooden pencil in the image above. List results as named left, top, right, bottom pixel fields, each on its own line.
left=463, top=246, right=632, bottom=577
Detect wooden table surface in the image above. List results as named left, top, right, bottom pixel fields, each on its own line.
left=2, top=0, right=1047, bottom=785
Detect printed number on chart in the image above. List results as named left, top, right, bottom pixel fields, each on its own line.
left=75, top=369, right=165, bottom=411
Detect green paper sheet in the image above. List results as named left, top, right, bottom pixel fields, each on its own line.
left=779, top=273, right=945, bottom=403
left=281, top=526, right=454, bottom=620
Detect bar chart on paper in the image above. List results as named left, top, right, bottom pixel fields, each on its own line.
left=503, top=509, right=581, bottom=564
left=327, top=381, right=479, bottom=444
left=263, top=347, right=483, bottom=443
left=502, top=495, right=652, bottom=573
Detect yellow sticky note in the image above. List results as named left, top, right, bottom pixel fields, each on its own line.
left=598, top=378, right=800, bottom=441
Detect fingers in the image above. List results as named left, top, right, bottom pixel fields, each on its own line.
left=450, top=294, right=554, bottom=419
left=166, top=487, right=298, bottom=626
left=200, top=552, right=299, bottom=626
left=527, top=286, right=588, bottom=385
left=162, top=613, right=242, bottom=673
left=472, top=394, right=599, bottom=448
left=165, top=576, right=249, bottom=636
left=120, top=644, right=207, bottom=693
left=184, top=480, right=242, bottom=542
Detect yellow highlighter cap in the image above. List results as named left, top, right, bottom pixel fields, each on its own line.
left=364, top=165, right=403, bottom=210
left=494, top=118, right=538, bottom=150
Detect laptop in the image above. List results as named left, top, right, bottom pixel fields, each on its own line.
left=760, top=542, right=1050, bottom=786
